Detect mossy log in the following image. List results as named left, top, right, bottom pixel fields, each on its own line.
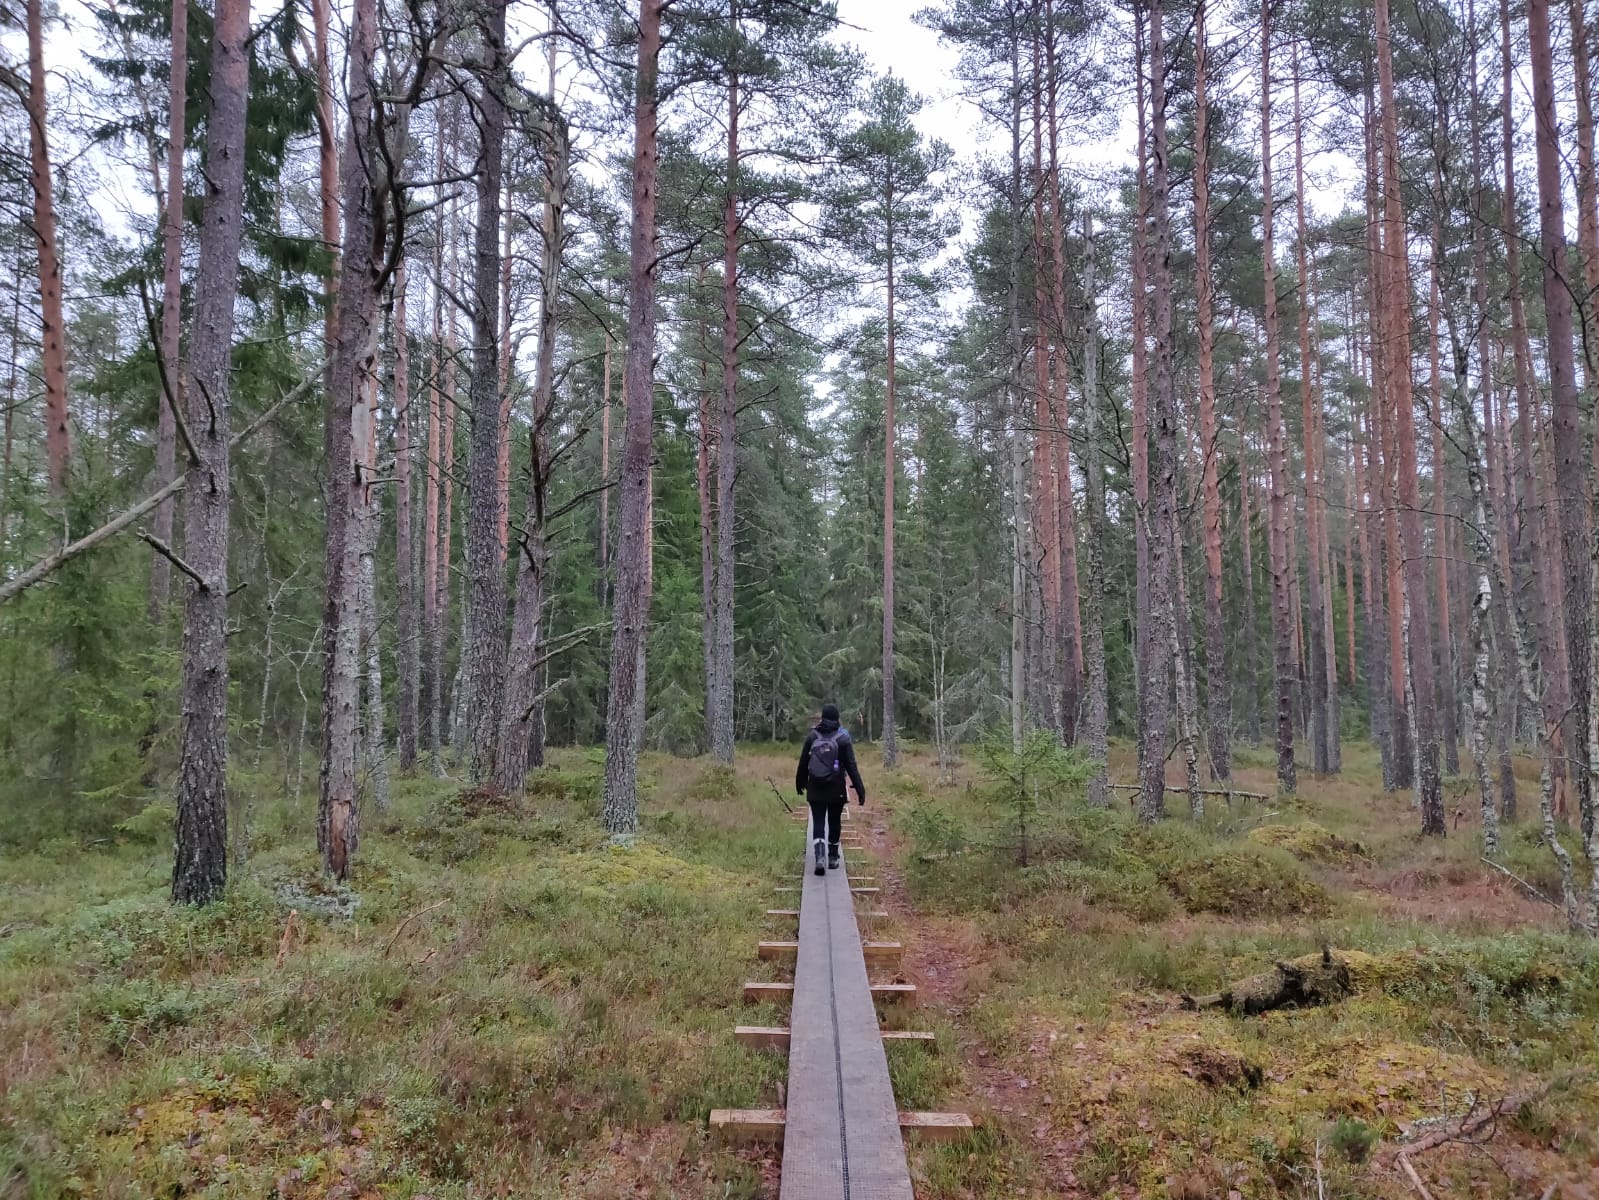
left=1180, top=947, right=1417, bottom=1015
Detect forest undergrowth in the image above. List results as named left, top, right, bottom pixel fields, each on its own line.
left=2, top=742, right=1596, bottom=1199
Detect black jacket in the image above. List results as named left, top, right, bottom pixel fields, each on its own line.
left=796, top=717, right=866, bottom=803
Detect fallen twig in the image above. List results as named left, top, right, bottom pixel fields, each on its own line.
left=766, top=778, right=796, bottom=815
left=1384, top=1071, right=1584, bottom=1164
left=383, top=900, right=448, bottom=958
left=1397, top=1154, right=1437, bottom=1200
left=1106, top=782, right=1272, bottom=801
left=1479, top=856, right=1562, bottom=911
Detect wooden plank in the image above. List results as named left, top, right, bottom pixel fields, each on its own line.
left=851, top=887, right=880, bottom=896
left=710, top=1109, right=973, bottom=1146
left=743, top=981, right=794, bottom=1004
left=734, top=1026, right=792, bottom=1051
left=870, top=982, right=916, bottom=1004
left=862, top=941, right=903, bottom=966
left=766, top=908, right=800, bottom=918
left=735, top=1027, right=935, bottom=1054
left=898, top=1112, right=975, bottom=1143
left=758, top=940, right=799, bottom=960
left=710, top=1108, right=786, bottom=1144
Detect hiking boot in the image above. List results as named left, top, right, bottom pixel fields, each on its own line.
left=813, top=839, right=826, bottom=877
left=828, top=848, right=841, bottom=870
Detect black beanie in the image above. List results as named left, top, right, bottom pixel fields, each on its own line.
left=821, top=702, right=840, bottom=722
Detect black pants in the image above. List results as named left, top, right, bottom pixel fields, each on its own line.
left=807, top=790, right=846, bottom=849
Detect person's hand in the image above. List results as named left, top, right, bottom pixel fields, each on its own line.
left=796, top=785, right=804, bottom=797
left=856, top=793, right=866, bottom=806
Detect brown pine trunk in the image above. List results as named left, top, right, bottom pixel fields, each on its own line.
left=1529, top=0, right=1593, bottom=840
left=421, top=206, right=444, bottom=772
left=883, top=189, right=900, bottom=768
left=1081, top=213, right=1109, bottom=806
left=1138, top=0, right=1178, bottom=821
left=601, top=0, right=664, bottom=835
left=1194, top=0, right=1228, bottom=780
left=149, top=0, right=187, bottom=618
left=319, top=0, right=380, bottom=880
left=394, top=262, right=419, bottom=771
left=25, top=0, right=69, bottom=496
left=1131, top=8, right=1151, bottom=749
left=171, top=0, right=250, bottom=905
left=1504, top=0, right=1569, bottom=811
left=1031, top=28, right=1060, bottom=733
left=463, top=0, right=511, bottom=781
left=1572, top=0, right=1599, bottom=389
left=497, top=110, right=567, bottom=794
left=1293, top=43, right=1330, bottom=776
left=1044, top=0, right=1083, bottom=733
left=1260, top=6, right=1296, bottom=795
left=496, top=187, right=514, bottom=567
left=1240, top=417, right=1261, bottom=744
left=1378, top=0, right=1443, bottom=832
left=696, top=288, right=717, bottom=742
left=600, top=332, right=612, bottom=605
left=711, top=41, right=739, bottom=765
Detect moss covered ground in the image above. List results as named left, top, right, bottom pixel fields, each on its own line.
left=1, top=740, right=1595, bottom=1198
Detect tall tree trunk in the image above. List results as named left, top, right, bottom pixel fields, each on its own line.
left=1429, top=248, right=1459, bottom=775
left=1377, top=0, right=1442, bottom=831
left=1292, top=42, right=1331, bottom=776
left=1240, top=421, right=1261, bottom=744
left=1469, top=0, right=1518, bottom=816
left=1008, top=36, right=1028, bottom=753
left=696, top=282, right=717, bottom=743
left=464, top=0, right=511, bottom=781
left=149, top=0, right=187, bottom=618
left=600, top=0, right=664, bottom=836
left=711, top=42, right=739, bottom=766
left=319, top=0, right=380, bottom=880
left=25, top=0, right=69, bottom=497
left=497, top=109, right=567, bottom=795
left=1194, top=0, right=1228, bottom=780
left=393, top=262, right=419, bottom=771
left=1529, top=0, right=1593, bottom=841
left=1131, top=8, right=1151, bottom=761
left=1138, top=0, right=1178, bottom=822
left=438, top=267, right=458, bottom=750
left=1572, top=0, right=1599, bottom=389
left=171, top=0, right=250, bottom=905
left=421, top=212, right=444, bottom=773
left=1503, top=0, right=1568, bottom=812
left=496, top=186, right=514, bottom=567
left=1261, top=5, right=1296, bottom=795
left=883, top=188, right=900, bottom=768
left=1031, top=27, right=1060, bottom=733
left=1044, top=0, right=1083, bottom=734
left=359, top=372, right=390, bottom=812
left=600, top=331, right=612, bottom=606
left=1081, top=213, right=1109, bottom=807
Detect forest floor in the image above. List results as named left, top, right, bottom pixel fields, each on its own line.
left=1, top=740, right=1596, bottom=1199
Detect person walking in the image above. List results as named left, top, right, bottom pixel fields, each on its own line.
left=796, top=703, right=866, bottom=876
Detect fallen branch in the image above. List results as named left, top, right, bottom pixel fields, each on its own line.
left=1396, top=1154, right=1437, bottom=1200
left=0, top=361, right=326, bottom=606
left=1107, top=783, right=1272, bottom=802
left=1381, top=1071, right=1585, bottom=1165
left=1480, top=856, right=1562, bottom=911
left=382, top=900, right=448, bottom=958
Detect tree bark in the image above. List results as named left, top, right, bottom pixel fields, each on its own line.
left=319, top=0, right=381, bottom=880
left=359, top=371, right=390, bottom=812
left=1031, top=27, right=1059, bottom=734
left=883, top=182, right=899, bottom=768
left=1261, top=5, right=1296, bottom=795
left=1529, top=0, right=1593, bottom=841
left=497, top=108, right=567, bottom=795
left=171, top=0, right=250, bottom=905
left=1138, top=0, right=1178, bottom=822
left=25, top=0, right=69, bottom=497
left=1194, top=0, right=1228, bottom=781
left=149, top=0, right=188, bottom=618
left=1571, top=0, right=1599, bottom=390
left=711, top=37, right=740, bottom=766
left=1292, top=42, right=1331, bottom=776
left=421, top=212, right=443, bottom=772
left=1081, top=212, right=1109, bottom=807
left=1043, top=0, right=1083, bottom=735
left=463, top=0, right=511, bottom=781
left=393, top=262, right=419, bottom=771
left=600, top=0, right=664, bottom=836
left=1429, top=248, right=1459, bottom=775
left=1131, top=8, right=1151, bottom=764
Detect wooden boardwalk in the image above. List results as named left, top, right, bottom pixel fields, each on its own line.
left=778, top=836, right=916, bottom=1200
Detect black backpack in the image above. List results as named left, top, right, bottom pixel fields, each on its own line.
left=808, top=728, right=843, bottom=784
